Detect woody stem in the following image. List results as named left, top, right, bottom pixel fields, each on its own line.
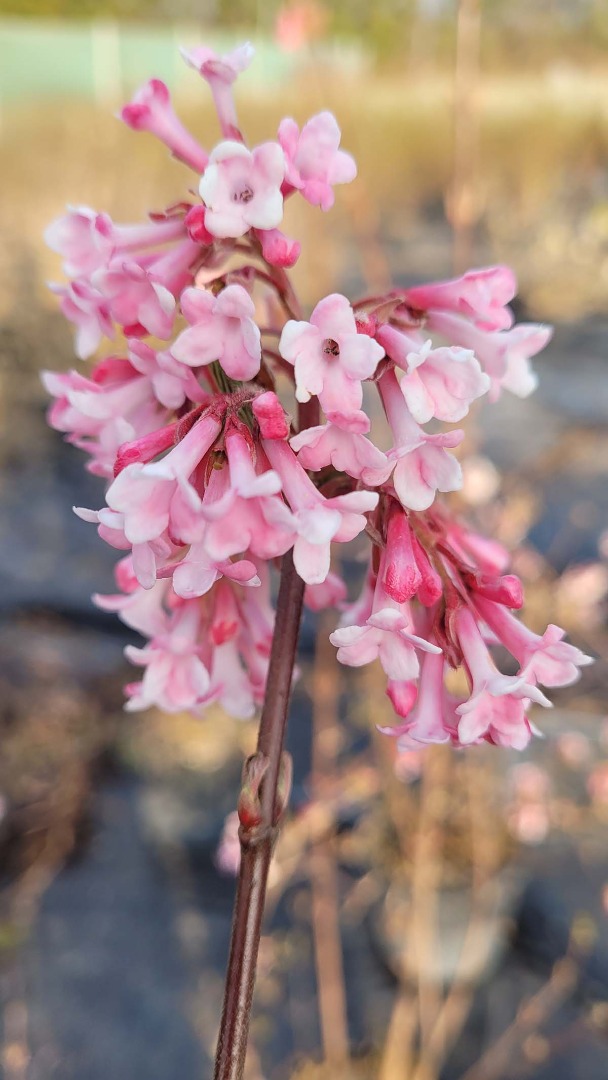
left=212, top=549, right=304, bottom=1080
left=213, top=395, right=319, bottom=1080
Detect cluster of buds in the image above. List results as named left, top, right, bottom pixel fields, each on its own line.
left=44, top=43, right=591, bottom=750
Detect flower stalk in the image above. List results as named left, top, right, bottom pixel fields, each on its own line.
left=213, top=547, right=304, bottom=1080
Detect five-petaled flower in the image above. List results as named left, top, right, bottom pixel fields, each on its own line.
left=199, top=140, right=285, bottom=238
left=279, top=293, right=384, bottom=431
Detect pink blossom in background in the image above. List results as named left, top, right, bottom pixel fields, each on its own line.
left=215, top=811, right=242, bottom=875
left=275, top=1, right=328, bottom=52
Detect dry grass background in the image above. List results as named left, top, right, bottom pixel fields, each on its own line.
left=3, top=66, right=608, bottom=320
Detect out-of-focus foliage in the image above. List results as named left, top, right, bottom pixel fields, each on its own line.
left=3, top=0, right=608, bottom=68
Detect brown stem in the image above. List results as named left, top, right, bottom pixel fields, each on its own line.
left=213, top=552, right=305, bottom=1079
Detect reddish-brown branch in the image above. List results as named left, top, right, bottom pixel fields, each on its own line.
left=213, top=549, right=305, bottom=1080
left=212, top=219, right=316, bottom=1077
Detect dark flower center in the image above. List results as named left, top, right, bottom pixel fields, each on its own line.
left=232, top=185, right=254, bottom=204
left=322, top=338, right=340, bottom=358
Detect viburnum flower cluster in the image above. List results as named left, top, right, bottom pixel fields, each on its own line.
left=44, top=43, right=591, bottom=751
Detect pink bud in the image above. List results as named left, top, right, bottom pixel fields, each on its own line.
left=254, top=227, right=300, bottom=268
left=253, top=392, right=290, bottom=440
left=382, top=510, right=422, bottom=603
left=355, top=312, right=378, bottom=337
left=184, top=205, right=214, bottom=245
left=120, top=79, right=208, bottom=173
left=464, top=571, right=524, bottom=609
left=122, top=78, right=169, bottom=128
left=114, top=422, right=179, bottom=476
left=386, top=679, right=418, bottom=718
left=411, top=534, right=443, bottom=607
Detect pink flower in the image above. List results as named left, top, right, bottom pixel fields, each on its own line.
left=49, top=280, right=114, bottom=359
left=93, top=260, right=176, bottom=339
left=403, top=266, right=517, bottom=331
left=45, top=207, right=187, bottom=279
left=105, top=412, right=222, bottom=547
left=208, top=639, right=257, bottom=719
left=385, top=679, right=418, bottom=721
left=279, top=294, right=384, bottom=431
left=42, top=359, right=165, bottom=477
left=376, top=324, right=489, bottom=423
left=389, top=431, right=463, bottom=511
left=127, top=340, right=209, bottom=410
left=395, top=651, right=455, bottom=748
left=115, top=422, right=180, bottom=476
left=458, top=693, right=534, bottom=750
left=45, top=207, right=114, bottom=277
left=331, top=547, right=441, bottom=680
left=94, top=574, right=170, bottom=637
left=181, top=42, right=254, bottom=83
left=171, top=284, right=261, bottom=381
left=181, top=42, right=254, bottom=138
left=331, top=608, right=439, bottom=680
left=199, top=141, right=285, bottom=238
left=74, top=503, right=176, bottom=589
left=427, top=311, right=552, bottom=401
left=252, top=391, right=290, bottom=440
left=170, top=544, right=260, bottom=600
left=443, top=517, right=510, bottom=575
left=200, top=429, right=296, bottom=562
left=121, top=79, right=208, bottom=172
left=263, top=437, right=378, bottom=583
left=125, top=599, right=213, bottom=713
left=254, top=227, right=301, bottom=268
left=278, top=111, right=357, bottom=210
left=304, top=572, right=348, bottom=612
left=455, top=606, right=551, bottom=749
left=379, top=370, right=463, bottom=510
left=474, top=597, right=593, bottom=688
left=290, top=423, right=392, bottom=485
left=381, top=509, right=422, bottom=604
left=331, top=587, right=441, bottom=683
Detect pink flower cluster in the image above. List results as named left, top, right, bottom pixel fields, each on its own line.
left=44, top=43, right=591, bottom=749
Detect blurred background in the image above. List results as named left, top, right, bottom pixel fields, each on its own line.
left=1, top=2, right=608, bottom=1078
